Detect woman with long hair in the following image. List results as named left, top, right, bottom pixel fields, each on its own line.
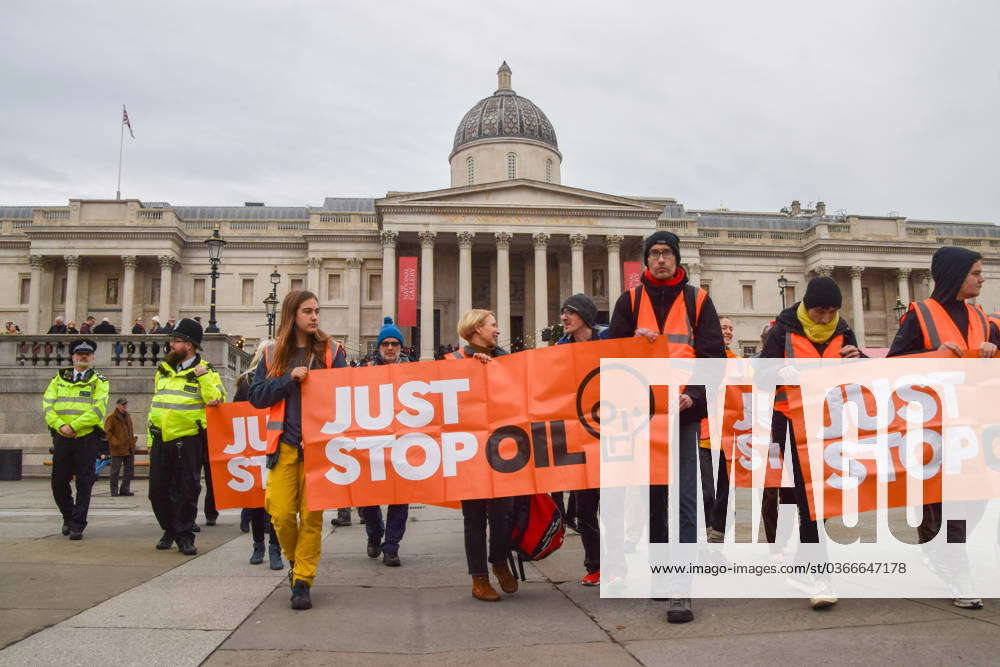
left=248, top=290, right=347, bottom=610
left=447, top=309, right=518, bottom=601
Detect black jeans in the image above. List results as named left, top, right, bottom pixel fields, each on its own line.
left=575, top=487, right=601, bottom=573
left=51, top=432, right=99, bottom=531
left=200, top=437, right=218, bottom=521
left=650, top=420, right=700, bottom=544
left=461, top=497, right=513, bottom=576
left=110, top=454, right=134, bottom=494
left=149, top=433, right=203, bottom=542
left=249, top=507, right=279, bottom=545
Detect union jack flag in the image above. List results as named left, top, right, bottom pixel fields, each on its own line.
left=122, top=105, right=134, bottom=139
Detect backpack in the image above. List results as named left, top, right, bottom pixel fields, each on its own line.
left=508, top=493, right=565, bottom=580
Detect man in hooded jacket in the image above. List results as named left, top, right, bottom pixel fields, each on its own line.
left=888, top=246, right=997, bottom=610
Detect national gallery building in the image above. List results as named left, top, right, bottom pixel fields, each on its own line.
left=2, top=63, right=998, bottom=359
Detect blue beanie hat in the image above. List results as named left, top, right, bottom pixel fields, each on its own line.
left=377, top=316, right=405, bottom=347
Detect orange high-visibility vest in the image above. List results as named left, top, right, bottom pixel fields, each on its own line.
left=774, top=330, right=846, bottom=416
left=909, top=298, right=988, bottom=352
left=262, top=340, right=339, bottom=456
left=700, top=348, right=739, bottom=442
left=628, top=284, right=708, bottom=359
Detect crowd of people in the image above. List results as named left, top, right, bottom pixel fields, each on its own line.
left=39, top=230, right=997, bottom=622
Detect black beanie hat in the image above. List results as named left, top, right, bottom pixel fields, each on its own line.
left=561, top=293, right=598, bottom=328
left=643, top=231, right=681, bottom=267
left=802, top=276, right=842, bottom=309
left=931, top=246, right=982, bottom=303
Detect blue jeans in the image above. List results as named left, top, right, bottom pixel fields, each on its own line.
left=359, top=504, right=409, bottom=555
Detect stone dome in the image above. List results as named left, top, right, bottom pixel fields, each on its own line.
left=451, top=62, right=559, bottom=155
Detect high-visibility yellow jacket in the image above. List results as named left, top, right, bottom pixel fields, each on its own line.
left=42, top=368, right=110, bottom=438
left=148, top=356, right=226, bottom=442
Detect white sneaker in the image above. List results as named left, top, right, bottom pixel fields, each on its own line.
left=953, top=598, right=983, bottom=609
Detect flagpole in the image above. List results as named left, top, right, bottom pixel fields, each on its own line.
left=116, top=105, right=125, bottom=200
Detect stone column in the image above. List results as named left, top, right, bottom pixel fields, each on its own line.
left=850, top=266, right=866, bottom=346
left=306, top=257, right=322, bottom=295
left=606, top=234, right=623, bottom=301
left=688, top=262, right=703, bottom=289
left=457, top=231, right=474, bottom=318
left=120, top=255, right=136, bottom=332
left=418, top=232, right=437, bottom=361
left=495, top=232, right=511, bottom=348
left=817, top=265, right=833, bottom=278
left=895, top=268, right=911, bottom=306
left=380, top=230, right=398, bottom=319
left=569, top=233, right=587, bottom=294
left=64, top=255, right=80, bottom=325
left=533, top=233, right=550, bottom=347
left=346, top=257, right=363, bottom=358
left=158, top=256, right=176, bottom=323
left=28, top=255, right=44, bottom=334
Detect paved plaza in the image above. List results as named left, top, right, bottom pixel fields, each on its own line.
left=1, top=479, right=999, bottom=666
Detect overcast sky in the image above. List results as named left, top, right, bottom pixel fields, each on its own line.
left=2, top=1, right=998, bottom=221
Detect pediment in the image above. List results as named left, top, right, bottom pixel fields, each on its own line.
left=379, top=180, right=662, bottom=212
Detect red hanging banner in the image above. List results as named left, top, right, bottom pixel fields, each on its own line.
left=623, top=261, right=642, bottom=290
left=397, top=256, right=418, bottom=326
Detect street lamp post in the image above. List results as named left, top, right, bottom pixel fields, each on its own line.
left=777, top=270, right=789, bottom=309
left=203, top=226, right=226, bottom=333
left=893, top=296, right=906, bottom=324
left=265, top=266, right=281, bottom=339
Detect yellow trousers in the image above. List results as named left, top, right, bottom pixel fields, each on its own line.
left=265, top=442, right=325, bottom=586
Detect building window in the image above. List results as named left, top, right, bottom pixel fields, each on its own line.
left=290, top=278, right=303, bottom=292
left=591, top=269, right=606, bottom=297
left=506, top=152, right=517, bottom=179
left=19, top=277, right=30, bottom=305
left=327, top=274, right=342, bottom=301
left=862, top=287, right=871, bottom=312
left=742, top=284, right=754, bottom=310
left=242, top=278, right=254, bottom=306
left=786, top=285, right=795, bottom=304
left=368, top=274, right=382, bottom=302
left=106, top=278, right=119, bottom=305
left=467, top=156, right=475, bottom=185
left=150, top=278, right=161, bottom=305
left=742, top=343, right=758, bottom=357
left=701, top=281, right=711, bottom=296
left=58, top=277, right=67, bottom=304
left=545, top=159, right=552, bottom=183
left=193, top=278, right=205, bottom=306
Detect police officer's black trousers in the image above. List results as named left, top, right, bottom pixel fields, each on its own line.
left=149, top=433, right=203, bottom=542
left=51, top=432, right=98, bottom=531
left=200, top=437, right=218, bottom=522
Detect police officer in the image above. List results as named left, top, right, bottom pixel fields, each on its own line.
left=43, top=339, right=109, bottom=540
left=148, top=318, right=225, bottom=555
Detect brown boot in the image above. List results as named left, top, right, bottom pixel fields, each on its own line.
left=471, top=575, right=501, bottom=601
left=492, top=562, right=518, bottom=594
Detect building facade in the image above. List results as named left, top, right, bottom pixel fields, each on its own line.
left=2, top=63, right=999, bottom=359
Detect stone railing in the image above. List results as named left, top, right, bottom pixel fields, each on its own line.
left=0, top=334, right=251, bottom=375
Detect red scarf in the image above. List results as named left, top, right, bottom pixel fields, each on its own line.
left=643, top=266, right=686, bottom=287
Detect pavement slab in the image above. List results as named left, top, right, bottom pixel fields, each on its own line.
left=222, top=583, right=609, bottom=654
left=0, top=627, right=230, bottom=667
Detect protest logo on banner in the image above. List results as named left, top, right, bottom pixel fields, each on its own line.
left=397, top=256, right=418, bottom=327
left=206, top=401, right=270, bottom=509
left=623, top=261, right=642, bottom=289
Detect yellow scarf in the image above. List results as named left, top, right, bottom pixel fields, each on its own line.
left=797, top=301, right=839, bottom=343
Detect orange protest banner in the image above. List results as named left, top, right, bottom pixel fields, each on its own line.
left=206, top=401, right=270, bottom=510
left=299, top=338, right=670, bottom=511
